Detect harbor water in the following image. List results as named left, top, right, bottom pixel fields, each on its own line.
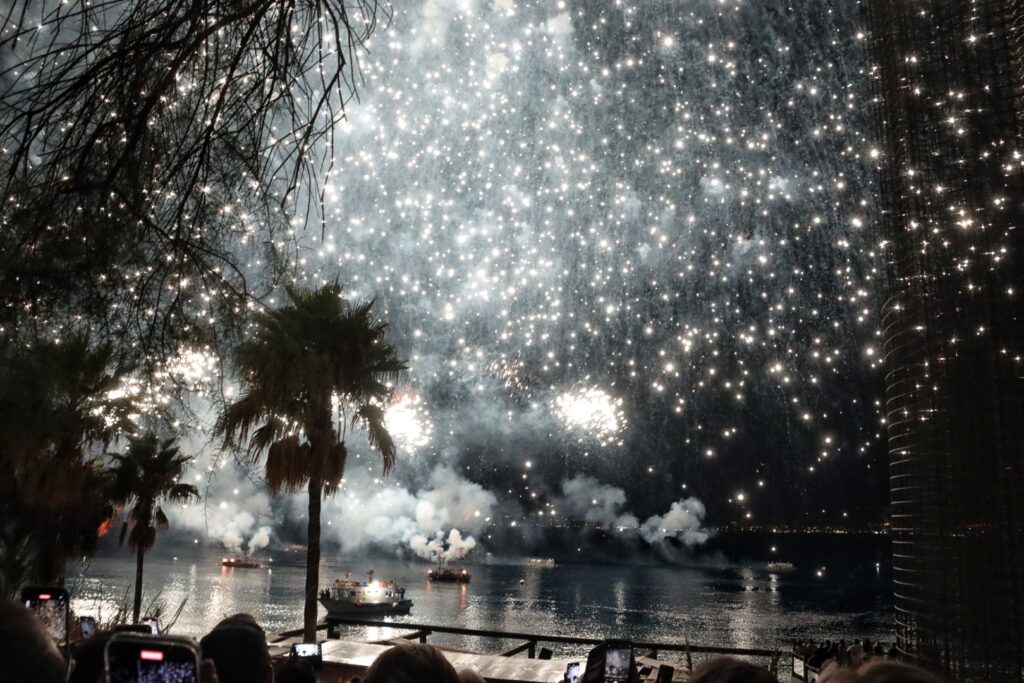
left=70, top=538, right=892, bottom=658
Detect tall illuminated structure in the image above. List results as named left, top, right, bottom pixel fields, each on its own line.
left=864, top=1, right=1024, bottom=678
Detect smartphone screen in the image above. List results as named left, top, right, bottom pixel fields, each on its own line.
left=655, top=664, right=675, bottom=683
left=565, top=661, right=581, bottom=683
left=21, top=586, right=69, bottom=646
left=105, top=634, right=200, bottom=683
left=292, top=643, right=320, bottom=658
left=80, top=616, right=98, bottom=639
left=604, top=647, right=632, bottom=683
left=793, top=657, right=805, bottom=678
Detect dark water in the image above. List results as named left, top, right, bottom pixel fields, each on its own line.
left=70, top=536, right=893, bottom=658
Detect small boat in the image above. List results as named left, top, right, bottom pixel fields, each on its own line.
left=427, top=566, right=471, bottom=583
left=767, top=561, right=795, bottom=572
left=222, top=557, right=261, bottom=569
left=319, top=571, right=412, bottom=619
left=526, top=557, right=556, bottom=569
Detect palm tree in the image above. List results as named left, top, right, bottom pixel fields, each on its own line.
left=0, top=335, right=131, bottom=584
left=217, top=283, right=406, bottom=640
left=109, top=432, right=198, bottom=623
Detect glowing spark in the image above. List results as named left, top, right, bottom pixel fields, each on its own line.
left=554, top=386, right=626, bottom=446
left=385, top=394, right=434, bottom=454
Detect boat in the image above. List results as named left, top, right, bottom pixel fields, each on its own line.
left=767, top=561, right=795, bottom=572
left=222, top=557, right=261, bottom=569
left=427, top=566, right=471, bottom=583
left=526, top=557, right=556, bottom=568
left=319, top=571, right=412, bottom=619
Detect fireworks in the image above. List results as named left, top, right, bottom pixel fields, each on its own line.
left=385, top=394, right=434, bottom=454
left=7, top=0, right=886, bottom=526
left=160, top=347, right=219, bottom=393
left=295, top=0, right=884, bottom=522
left=554, top=386, right=626, bottom=447
left=101, top=347, right=219, bottom=423
left=488, top=354, right=536, bottom=398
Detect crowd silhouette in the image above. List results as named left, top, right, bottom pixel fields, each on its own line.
left=0, top=598, right=946, bottom=683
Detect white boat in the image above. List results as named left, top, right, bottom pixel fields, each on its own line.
left=525, top=557, right=556, bottom=569
left=767, top=561, right=796, bottom=572
left=319, top=571, right=412, bottom=619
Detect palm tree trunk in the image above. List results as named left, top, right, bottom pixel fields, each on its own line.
left=133, top=547, right=144, bottom=624
left=303, top=477, right=323, bottom=641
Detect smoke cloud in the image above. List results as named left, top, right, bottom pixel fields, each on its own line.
left=247, top=525, right=273, bottom=555
left=319, top=465, right=496, bottom=560
left=639, top=499, right=709, bottom=547
left=557, top=475, right=708, bottom=548
left=557, top=475, right=640, bottom=530
left=170, top=491, right=274, bottom=555
left=409, top=528, right=477, bottom=562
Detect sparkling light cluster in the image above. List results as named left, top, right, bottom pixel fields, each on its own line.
left=554, top=386, right=625, bottom=447
left=289, top=0, right=883, bottom=523
left=21, top=0, right=887, bottom=529
left=385, top=393, right=434, bottom=454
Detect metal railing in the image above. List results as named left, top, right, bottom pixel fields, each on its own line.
left=275, top=616, right=786, bottom=662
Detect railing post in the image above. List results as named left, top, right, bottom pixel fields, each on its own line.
left=419, top=630, right=429, bottom=644
left=527, top=641, right=536, bottom=658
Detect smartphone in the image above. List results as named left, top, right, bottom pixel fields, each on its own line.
left=21, top=585, right=69, bottom=646
left=565, top=661, right=581, bottom=683
left=290, top=642, right=323, bottom=669
left=604, top=645, right=632, bottom=683
left=583, top=640, right=635, bottom=683
left=793, top=656, right=806, bottom=679
left=655, top=664, right=675, bottom=683
left=80, top=616, right=98, bottom=639
left=140, top=617, right=160, bottom=635
left=105, top=632, right=200, bottom=683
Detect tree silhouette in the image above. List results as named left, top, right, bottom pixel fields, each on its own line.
left=0, top=0, right=386, bottom=361
left=0, top=335, right=131, bottom=584
left=109, top=432, right=198, bottom=623
left=218, top=282, right=405, bottom=640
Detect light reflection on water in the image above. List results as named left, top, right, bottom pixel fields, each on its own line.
left=70, top=548, right=892, bottom=655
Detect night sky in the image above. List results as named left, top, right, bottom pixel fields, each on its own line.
left=168, top=0, right=888, bottom=557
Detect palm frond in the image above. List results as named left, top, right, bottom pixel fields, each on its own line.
left=354, top=403, right=396, bottom=476
left=248, top=418, right=287, bottom=461
left=265, top=436, right=310, bottom=494
left=321, top=442, right=348, bottom=496
left=166, top=484, right=198, bottom=503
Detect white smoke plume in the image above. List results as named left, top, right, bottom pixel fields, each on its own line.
left=171, top=491, right=275, bottom=555
left=408, top=528, right=477, bottom=562
left=639, top=498, right=709, bottom=546
left=320, top=465, right=496, bottom=559
left=247, top=525, right=273, bottom=555
left=558, top=475, right=640, bottom=530
left=557, top=475, right=708, bottom=547
left=162, top=428, right=277, bottom=556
